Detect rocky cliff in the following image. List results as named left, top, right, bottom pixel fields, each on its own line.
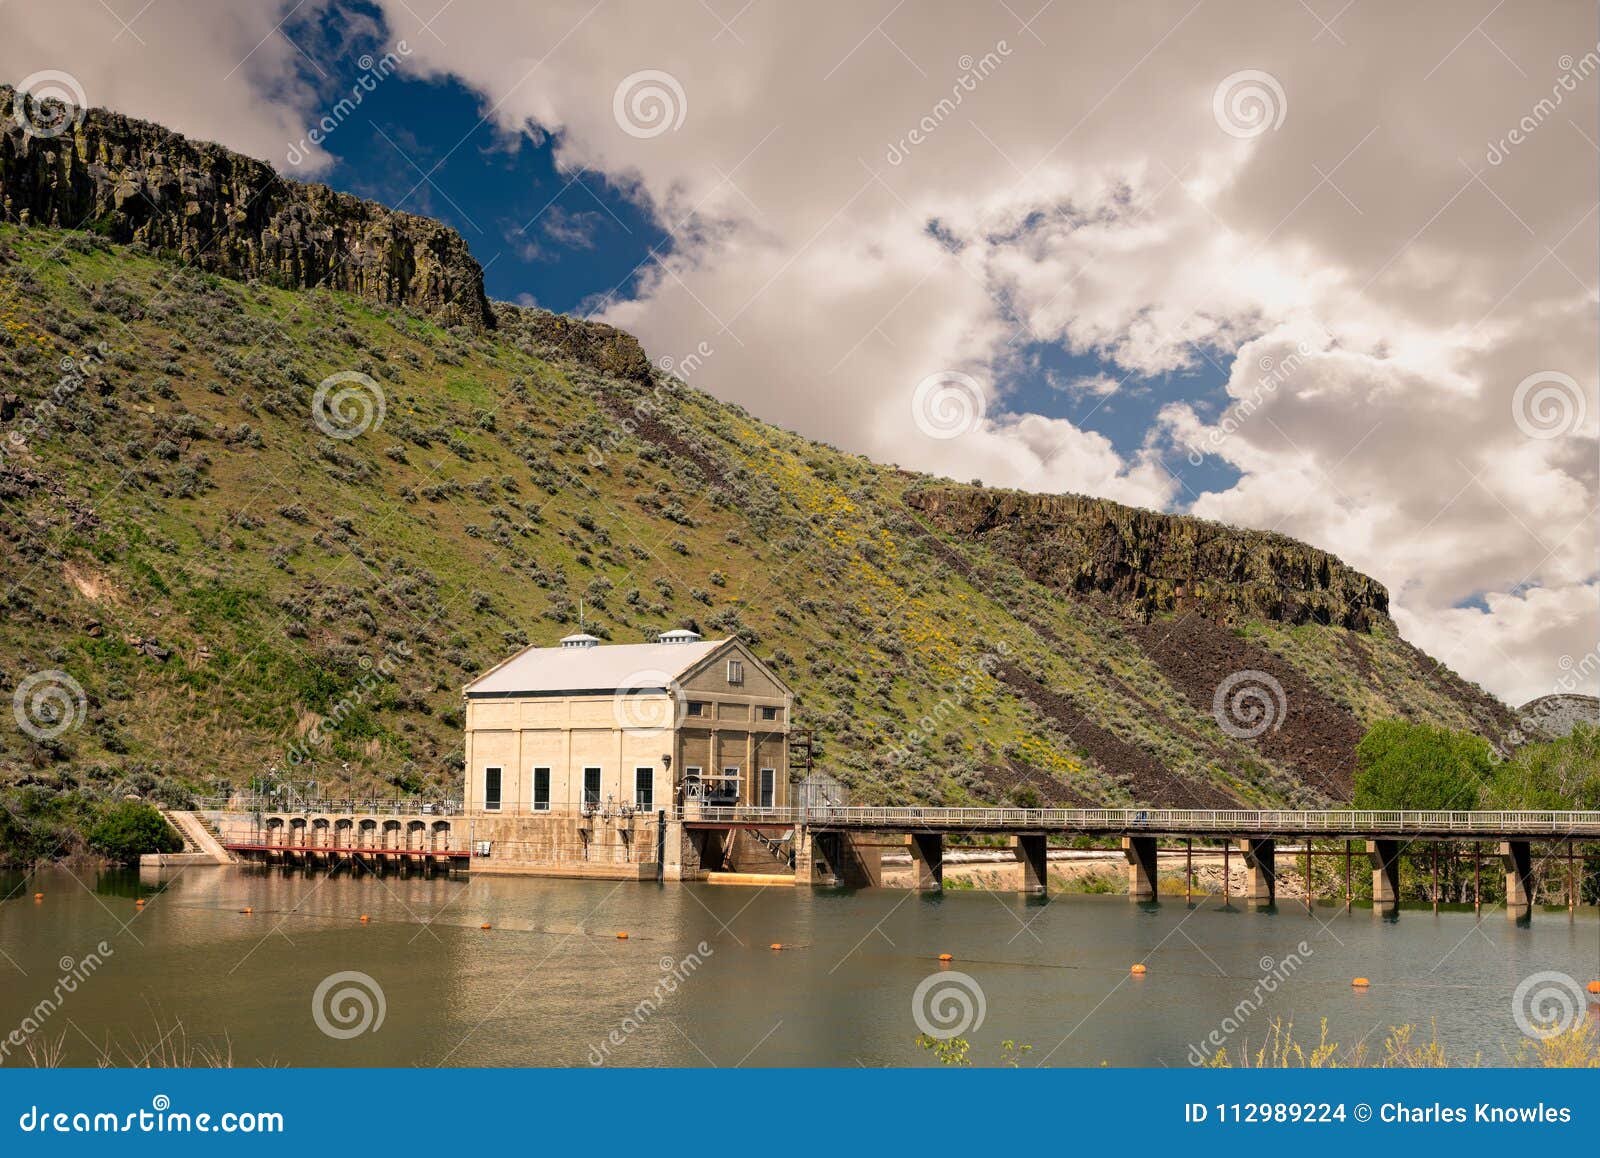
left=0, top=85, right=493, bottom=329
left=906, top=486, right=1388, bottom=630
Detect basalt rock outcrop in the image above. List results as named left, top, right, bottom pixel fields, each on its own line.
left=0, top=86, right=493, bottom=329
left=906, top=486, right=1388, bottom=630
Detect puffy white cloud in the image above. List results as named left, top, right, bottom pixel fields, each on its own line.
left=6, top=0, right=1596, bottom=702
left=0, top=0, right=324, bottom=170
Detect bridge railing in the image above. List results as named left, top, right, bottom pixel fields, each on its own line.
left=683, top=806, right=1600, bottom=836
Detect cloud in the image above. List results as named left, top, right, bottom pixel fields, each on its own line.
left=0, top=0, right=327, bottom=170
left=5, top=0, right=1595, bottom=701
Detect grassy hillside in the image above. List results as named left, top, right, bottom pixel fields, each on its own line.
left=0, top=219, right=1510, bottom=820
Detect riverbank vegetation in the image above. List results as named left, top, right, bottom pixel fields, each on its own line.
left=917, top=1019, right=1600, bottom=1067
left=1, top=784, right=182, bottom=866
left=1203, top=1017, right=1600, bottom=1068
left=1352, top=721, right=1600, bottom=904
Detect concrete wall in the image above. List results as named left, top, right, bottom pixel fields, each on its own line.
left=463, top=641, right=792, bottom=813
left=465, top=694, right=676, bottom=812
left=468, top=812, right=665, bottom=879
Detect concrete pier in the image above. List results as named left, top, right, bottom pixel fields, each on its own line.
left=1368, top=839, right=1401, bottom=908
left=1500, top=840, right=1534, bottom=915
left=1123, top=836, right=1158, bottom=900
left=1013, top=834, right=1048, bottom=895
left=909, top=833, right=943, bottom=891
left=1238, top=838, right=1276, bottom=903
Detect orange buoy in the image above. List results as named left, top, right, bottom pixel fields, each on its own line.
left=1130, top=963, right=1147, bottom=975
left=359, top=914, right=370, bottom=923
left=241, top=907, right=253, bottom=914
left=937, top=953, right=954, bottom=962
left=33, top=893, right=43, bottom=900
left=480, top=923, right=492, bottom=930
left=134, top=899, right=145, bottom=908
left=616, top=931, right=629, bottom=940
left=770, top=943, right=783, bottom=951
left=1586, top=980, right=1600, bottom=995
left=1352, top=977, right=1370, bottom=988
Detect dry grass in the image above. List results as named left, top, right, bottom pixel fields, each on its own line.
left=1205, top=1016, right=1599, bottom=1068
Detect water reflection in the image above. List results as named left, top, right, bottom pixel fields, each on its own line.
left=0, top=864, right=1594, bottom=1068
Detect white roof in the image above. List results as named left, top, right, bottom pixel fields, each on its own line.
left=464, top=638, right=730, bottom=697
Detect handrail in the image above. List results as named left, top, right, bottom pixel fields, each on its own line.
left=681, top=806, right=1600, bottom=836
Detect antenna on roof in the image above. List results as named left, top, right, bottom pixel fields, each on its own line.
left=578, top=598, right=586, bottom=633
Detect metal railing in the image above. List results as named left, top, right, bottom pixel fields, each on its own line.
left=201, top=801, right=1600, bottom=838
left=193, top=795, right=462, bottom=816
left=683, top=806, right=1600, bottom=837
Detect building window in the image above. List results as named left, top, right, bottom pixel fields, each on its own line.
left=483, top=767, right=502, bottom=812
left=533, top=767, right=550, bottom=812
left=727, top=659, right=744, bottom=685
left=583, top=767, right=602, bottom=806
left=635, top=767, right=654, bottom=809
left=687, top=701, right=706, bottom=717
left=759, top=768, right=776, bottom=808
left=760, top=705, right=779, bottom=721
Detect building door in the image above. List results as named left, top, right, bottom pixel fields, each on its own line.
left=583, top=767, right=601, bottom=807
left=759, top=767, right=775, bottom=808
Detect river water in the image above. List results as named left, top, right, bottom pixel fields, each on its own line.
left=1, top=864, right=1595, bottom=1067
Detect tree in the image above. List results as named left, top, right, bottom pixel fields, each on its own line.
left=1353, top=720, right=1491, bottom=811
left=1487, top=724, right=1600, bottom=810
left=85, top=801, right=183, bottom=865
left=1353, top=721, right=1496, bottom=903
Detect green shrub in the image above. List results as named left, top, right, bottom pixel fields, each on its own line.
left=85, top=802, right=183, bottom=864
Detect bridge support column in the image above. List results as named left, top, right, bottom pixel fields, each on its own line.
left=909, top=833, right=943, bottom=891
left=1237, top=839, right=1275, bottom=904
left=1123, top=836, right=1158, bottom=900
left=1368, top=839, right=1401, bottom=908
left=1013, top=834, right=1048, bottom=895
left=1500, top=840, right=1534, bottom=915
left=792, top=825, right=823, bottom=886
left=834, top=832, right=885, bottom=888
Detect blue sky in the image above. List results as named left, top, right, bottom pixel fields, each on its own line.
left=286, top=3, right=664, bottom=316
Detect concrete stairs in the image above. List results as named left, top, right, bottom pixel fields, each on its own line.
left=147, top=809, right=235, bottom=866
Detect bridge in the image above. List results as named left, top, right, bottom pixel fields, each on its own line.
left=217, top=810, right=470, bottom=871
left=686, top=806, right=1600, bottom=913
left=194, top=802, right=1600, bottom=914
